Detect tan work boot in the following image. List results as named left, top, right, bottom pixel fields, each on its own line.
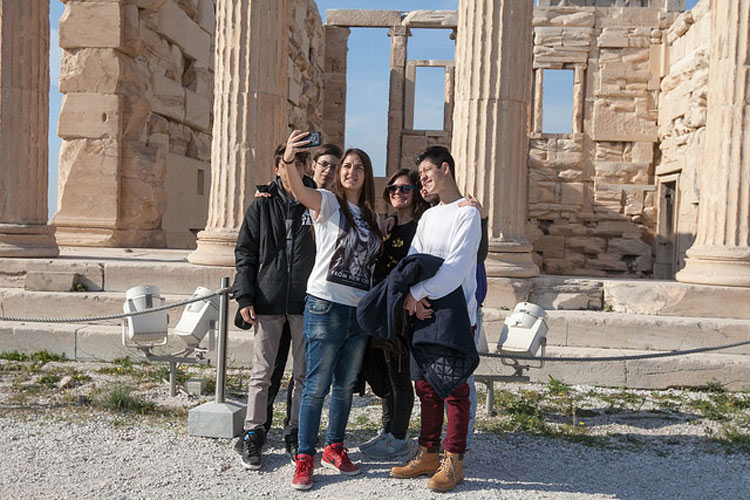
left=390, top=446, right=440, bottom=478
left=427, top=451, right=464, bottom=492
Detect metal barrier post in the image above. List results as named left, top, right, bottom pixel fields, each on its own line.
left=169, top=361, right=177, bottom=397
left=214, top=277, right=229, bottom=404
left=187, top=277, right=246, bottom=438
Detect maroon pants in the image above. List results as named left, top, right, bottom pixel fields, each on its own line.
left=415, top=379, right=470, bottom=454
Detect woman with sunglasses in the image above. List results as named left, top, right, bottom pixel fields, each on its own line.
left=278, top=130, right=383, bottom=491
left=359, top=168, right=428, bottom=461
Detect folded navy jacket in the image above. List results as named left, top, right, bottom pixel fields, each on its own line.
left=356, top=254, right=479, bottom=399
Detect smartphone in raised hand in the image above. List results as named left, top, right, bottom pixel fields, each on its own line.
left=303, top=131, right=322, bottom=148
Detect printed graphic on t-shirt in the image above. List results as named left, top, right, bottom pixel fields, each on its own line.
left=301, top=210, right=312, bottom=227
left=327, top=211, right=379, bottom=290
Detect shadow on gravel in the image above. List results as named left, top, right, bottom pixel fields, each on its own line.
left=546, top=409, right=705, bottom=430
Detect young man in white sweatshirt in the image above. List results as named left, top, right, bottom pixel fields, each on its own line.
left=390, top=146, right=481, bottom=492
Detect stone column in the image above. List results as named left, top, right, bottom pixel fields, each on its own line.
left=452, top=0, right=538, bottom=277
left=0, top=0, right=58, bottom=257
left=189, top=0, right=289, bottom=266
left=385, top=25, right=409, bottom=178
left=676, top=0, right=750, bottom=286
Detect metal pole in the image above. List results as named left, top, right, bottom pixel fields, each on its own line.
left=169, top=361, right=177, bottom=397
left=215, top=277, right=230, bottom=404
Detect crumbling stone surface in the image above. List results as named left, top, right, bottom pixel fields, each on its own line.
left=527, top=6, right=673, bottom=278
left=54, top=0, right=325, bottom=250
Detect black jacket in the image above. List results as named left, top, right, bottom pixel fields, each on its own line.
left=232, top=176, right=316, bottom=317
left=357, top=254, right=479, bottom=399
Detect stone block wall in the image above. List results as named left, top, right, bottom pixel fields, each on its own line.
left=655, top=0, right=709, bottom=276
left=537, top=0, right=685, bottom=10
left=286, top=0, right=325, bottom=138
left=527, top=6, right=675, bottom=277
left=54, top=0, right=216, bottom=249
left=53, top=0, right=326, bottom=249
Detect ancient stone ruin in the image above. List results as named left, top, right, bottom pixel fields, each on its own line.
left=0, top=0, right=748, bottom=388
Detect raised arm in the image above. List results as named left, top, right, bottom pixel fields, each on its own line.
left=277, top=130, right=322, bottom=214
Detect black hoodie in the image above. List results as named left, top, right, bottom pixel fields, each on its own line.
left=232, top=176, right=317, bottom=316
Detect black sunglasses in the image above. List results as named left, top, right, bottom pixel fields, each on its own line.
left=387, top=184, right=416, bottom=195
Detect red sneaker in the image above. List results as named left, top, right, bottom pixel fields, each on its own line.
left=292, top=454, right=314, bottom=490
left=321, top=443, right=361, bottom=476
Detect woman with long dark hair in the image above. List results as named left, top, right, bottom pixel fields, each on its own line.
left=278, top=130, right=382, bottom=491
left=359, top=168, right=427, bottom=460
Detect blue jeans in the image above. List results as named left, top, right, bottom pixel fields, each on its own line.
left=297, top=295, right=369, bottom=456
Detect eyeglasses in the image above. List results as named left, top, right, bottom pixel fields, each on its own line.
left=315, top=160, right=337, bottom=171
left=387, top=184, right=417, bottom=195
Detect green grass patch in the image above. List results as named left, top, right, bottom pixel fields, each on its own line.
left=0, top=350, right=67, bottom=364
left=547, top=375, right=572, bottom=397
left=38, top=374, right=61, bottom=388
left=93, top=382, right=155, bottom=414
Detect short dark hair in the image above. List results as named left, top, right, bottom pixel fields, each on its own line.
left=415, top=146, right=455, bottom=178
left=313, top=143, right=343, bottom=162
left=274, top=143, right=309, bottom=168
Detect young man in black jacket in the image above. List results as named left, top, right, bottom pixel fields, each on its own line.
left=233, top=144, right=316, bottom=470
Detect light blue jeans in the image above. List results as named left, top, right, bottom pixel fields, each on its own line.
left=297, top=295, right=369, bottom=456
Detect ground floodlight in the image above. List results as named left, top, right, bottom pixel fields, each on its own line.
left=174, top=286, right=219, bottom=347
left=122, top=285, right=168, bottom=348
left=497, top=302, right=548, bottom=357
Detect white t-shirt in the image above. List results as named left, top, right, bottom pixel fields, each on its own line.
left=408, top=198, right=481, bottom=326
left=306, top=190, right=382, bottom=307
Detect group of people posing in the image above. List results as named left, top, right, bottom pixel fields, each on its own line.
left=232, top=130, right=487, bottom=492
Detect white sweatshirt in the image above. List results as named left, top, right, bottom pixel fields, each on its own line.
left=407, top=197, right=481, bottom=326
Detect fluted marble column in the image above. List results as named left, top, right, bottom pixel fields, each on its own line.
left=189, top=0, right=289, bottom=267
left=676, top=0, right=750, bottom=286
left=0, top=1, right=58, bottom=257
left=452, top=0, right=537, bottom=277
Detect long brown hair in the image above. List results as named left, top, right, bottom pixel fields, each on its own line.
left=332, top=148, right=383, bottom=247
left=382, top=168, right=429, bottom=221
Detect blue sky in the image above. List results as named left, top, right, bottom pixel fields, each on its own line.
left=46, top=0, right=701, bottom=220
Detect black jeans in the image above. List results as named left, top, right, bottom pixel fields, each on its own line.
left=381, top=348, right=414, bottom=441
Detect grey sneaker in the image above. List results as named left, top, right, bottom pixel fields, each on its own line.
left=362, top=432, right=410, bottom=460
left=359, top=429, right=387, bottom=451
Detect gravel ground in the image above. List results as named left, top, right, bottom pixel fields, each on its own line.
left=1, top=360, right=749, bottom=499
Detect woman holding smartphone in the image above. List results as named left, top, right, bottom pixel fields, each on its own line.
left=278, top=130, right=382, bottom=491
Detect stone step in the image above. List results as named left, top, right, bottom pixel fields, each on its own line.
left=476, top=346, right=750, bottom=391
left=1, top=287, right=748, bottom=355
left=0, top=247, right=232, bottom=294
left=481, top=308, right=750, bottom=355
left=486, top=275, right=750, bottom=320
left=1, top=319, right=747, bottom=390
left=3, top=248, right=750, bottom=319
left=0, top=288, right=218, bottom=328
left=0, top=321, right=254, bottom=367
